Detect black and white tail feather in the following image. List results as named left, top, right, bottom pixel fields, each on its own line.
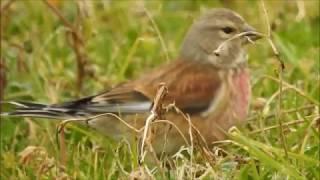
left=1, top=96, right=152, bottom=119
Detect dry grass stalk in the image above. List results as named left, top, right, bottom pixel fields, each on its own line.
left=260, top=0, right=288, bottom=158
left=143, top=7, right=170, bottom=62
left=43, top=0, right=89, bottom=92
left=249, top=118, right=311, bottom=134
left=58, top=127, right=67, bottom=167
left=0, top=58, right=6, bottom=104
left=0, top=0, right=16, bottom=15
left=248, top=104, right=316, bottom=121
left=18, top=145, right=68, bottom=178
left=263, top=75, right=319, bottom=106
left=139, top=83, right=168, bottom=163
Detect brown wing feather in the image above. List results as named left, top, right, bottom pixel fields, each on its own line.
left=135, top=60, right=222, bottom=113
left=91, top=60, right=221, bottom=114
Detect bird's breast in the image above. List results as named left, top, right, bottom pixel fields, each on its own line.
left=229, top=68, right=251, bottom=122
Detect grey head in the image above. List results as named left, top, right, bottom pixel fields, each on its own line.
left=179, top=8, right=260, bottom=69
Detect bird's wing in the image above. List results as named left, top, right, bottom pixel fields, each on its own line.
left=94, top=60, right=222, bottom=114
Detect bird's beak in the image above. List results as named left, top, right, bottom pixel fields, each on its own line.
left=243, top=24, right=262, bottom=42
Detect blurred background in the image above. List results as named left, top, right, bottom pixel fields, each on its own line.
left=1, top=0, right=319, bottom=179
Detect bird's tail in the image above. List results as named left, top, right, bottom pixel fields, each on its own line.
left=1, top=96, right=152, bottom=119
left=1, top=101, right=86, bottom=119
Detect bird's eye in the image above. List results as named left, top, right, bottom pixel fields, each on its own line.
left=221, top=27, right=235, bottom=34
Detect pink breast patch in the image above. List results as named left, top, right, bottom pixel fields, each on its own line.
left=232, top=69, right=251, bottom=121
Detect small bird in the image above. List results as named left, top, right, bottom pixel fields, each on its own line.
left=2, top=8, right=261, bottom=155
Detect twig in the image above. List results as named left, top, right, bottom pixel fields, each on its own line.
left=214, top=31, right=267, bottom=56
left=139, top=83, right=168, bottom=164
left=43, top=0, right=88, bottom=92
left=260, top=0, right=288, bottom=158
left=59, top=127, right=67, bottom=167
left=151, top=120, right=189, bottom=146
left=261, top=86, right=290, bottom=117
left=143, top=7, right=170, bottom=62
left=55, top=113, right=141, bottom=159
left=8, top=42, right=27, bottom=72
left=43, top=0, right=83, bottom=44
left=250, top=119, right=306, bottom=134
left=166, top=103, right=209, bottom=150
left=263, top=75, right=319, bottom=106
left=0, top=58, right=6, bottom=105
left=139, top=112, right=156, bottom=163
left=57, top=113, right=141, bottom=134
left=299, top=115, right=320, bottom=154
left=165, top=103, right=216, bottom=166
left=295, top=0, right=306, bottom=22
left=186, top=113, right=194, bottom=179
left=0, top=0, right=16, bottom=15
left=248, top=104, right=316, bottom=121
left=114, top=140, right=132, bottom=176
left=55, top=112, right=143, bottom=169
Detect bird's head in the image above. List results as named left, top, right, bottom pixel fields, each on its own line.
left=180, top=8, right=261, bottom=69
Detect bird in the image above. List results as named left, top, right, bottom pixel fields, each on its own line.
left=2, top=8, right=261, bottom=155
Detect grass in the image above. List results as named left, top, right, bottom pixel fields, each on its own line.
left=1, top=0, right=319, bottom=179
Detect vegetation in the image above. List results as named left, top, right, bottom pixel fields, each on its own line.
left=1, top=0, right=319, bottom=179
